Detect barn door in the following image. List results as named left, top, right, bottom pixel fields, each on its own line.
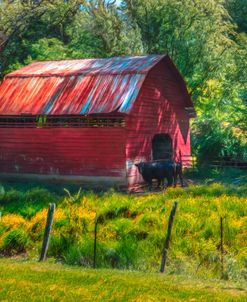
left=152, top=134, right=173, bottom=160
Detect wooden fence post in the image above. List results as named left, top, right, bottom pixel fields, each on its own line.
left=39, top=203, right=55, bottom=262
left=93, top=215, right=99, bottom=268
left=160, top=202, right=178, bottom=273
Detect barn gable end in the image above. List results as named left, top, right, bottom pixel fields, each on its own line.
left=126, top=56, right=193, bottom=187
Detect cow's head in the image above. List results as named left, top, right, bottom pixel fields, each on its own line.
left=135, top=162, right=145, bottom=174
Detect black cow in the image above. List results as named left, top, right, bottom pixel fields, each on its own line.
left=135, top=160, right=183, bottom=190
left=171, top=160, right=184, bottom=187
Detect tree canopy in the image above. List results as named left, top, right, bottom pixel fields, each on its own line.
left=0, top=0, right=246, bottom=160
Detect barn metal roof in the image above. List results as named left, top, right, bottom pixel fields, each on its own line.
left=0, top=55, right=165, bottom=115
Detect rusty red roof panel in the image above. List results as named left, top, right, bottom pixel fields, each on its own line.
left=0, top=55, right=165, bottom=115
left=7, top=55, right=164, bottom=77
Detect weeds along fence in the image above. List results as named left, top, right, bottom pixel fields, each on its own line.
left=0, top=185, right=245, bottom=280
left=36, top=201, right=229, bottom=278
left=39, top=201, right=180, bottom=271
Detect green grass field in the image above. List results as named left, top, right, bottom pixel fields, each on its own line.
left=0, top=176, right=246, bottom=300
left=0, top=182, right=246, bottom=279
left=0, top=259, right=246, bottom=301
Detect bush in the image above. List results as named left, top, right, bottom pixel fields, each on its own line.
left=191, top=116, right=247, bottom=162
left=0, top=228, right=29, bottom=256
left=0, top=187, right=60, bottom=218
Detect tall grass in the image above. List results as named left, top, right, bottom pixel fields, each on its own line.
left=0, top=183, right=246, bottom=280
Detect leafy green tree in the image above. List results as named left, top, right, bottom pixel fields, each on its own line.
left=226, top=0, right=247, bottom=33
left=0, top=0, right=83, bottom=76
left=121, top=0, right=246, bottom=159
left=67, top=0, right=142, bottom=58
left=122, top=0, right=235, bottom=98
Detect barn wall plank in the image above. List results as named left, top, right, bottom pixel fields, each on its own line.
left=0, top=127, right=127, bottom=182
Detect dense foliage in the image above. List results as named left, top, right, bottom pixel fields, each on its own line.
left=0, top=184, right=246, bottom=280
left=0, top=0, right=246, bottom=160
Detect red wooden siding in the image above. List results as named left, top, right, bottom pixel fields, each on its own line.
left=0, top=127, right=126, bottom=184
left=126, top=58, right=191, bottom=186
left=0, top=55, right=194, bottom=189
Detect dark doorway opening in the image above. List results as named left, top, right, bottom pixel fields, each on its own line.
left=152, top=134, right=173, bottom=160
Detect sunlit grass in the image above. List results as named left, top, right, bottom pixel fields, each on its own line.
left=0, top=259, right=246, bottom=302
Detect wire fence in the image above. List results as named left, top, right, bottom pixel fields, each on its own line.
left=180, top=155, right=247, bottom=170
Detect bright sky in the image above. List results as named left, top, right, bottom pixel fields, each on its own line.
left=114, top=0, right=122, bottom=6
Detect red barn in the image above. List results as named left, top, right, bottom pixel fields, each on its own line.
left=0, top=55, right=195, bottom=189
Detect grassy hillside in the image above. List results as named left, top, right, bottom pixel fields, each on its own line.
left=0, top=182, right=246, bottom=281
left=0, top=259, right=246, bottom=301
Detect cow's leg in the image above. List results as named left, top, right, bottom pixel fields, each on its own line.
left=173, top=171, right=178, bottom=188
left=167, top=176, right=173, bottom=187
left=161, top=178, right=165, bottom=189
left=147, top=180, right=152, bottom=191
left=157, top=179, right=161, bottom=189
left=179, top=170, right=184, bottom=187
